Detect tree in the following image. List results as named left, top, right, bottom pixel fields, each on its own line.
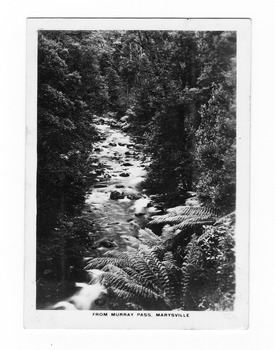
left=37, top=31, right=109, bottom=295
left=37, top=31, right=108, bottom=237
left=194, top=32, right=236, bottom=212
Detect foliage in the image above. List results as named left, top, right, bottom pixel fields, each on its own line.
left=38, top=32, right=100, bottom=236
left=84, top=213, right=235, bottom=311
left=36, top=30, right=237, bottom=310
left=37, top=30, right=236, bottom=230
left=36, top=215, right=95, bottom=307
left=196, top=214, right=235, bottom=310
left=150, top=205, right=217, bottom=230
left=37, top=31, right=111, bottom=291
left=101, top=31, right=237, bottom=211
left=85, top=246, right=181, bottom=310
left=195, top=83, right=236, bottom=212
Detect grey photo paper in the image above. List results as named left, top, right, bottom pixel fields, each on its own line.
left=25, top=18, right=251, bottom=329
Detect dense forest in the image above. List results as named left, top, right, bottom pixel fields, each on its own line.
left=37, top=30, right=236, bottom=311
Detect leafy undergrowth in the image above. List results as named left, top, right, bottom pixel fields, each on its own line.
left=36, top=215, right=95, bottom=308
left=84, top=209, right=235, bottom=311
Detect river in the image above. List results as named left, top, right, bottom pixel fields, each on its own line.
left=81, top=116, right=158, bottom=258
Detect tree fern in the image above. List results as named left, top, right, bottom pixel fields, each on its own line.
left=120, top=235, right=141, bottom=250
left=123, top=266, right=158, bottom=292
left=180, top=234, right=202, bottom=307
left=183, top=213, right=235, bottom=310
left=139, top=248, right=176, bottom=302
left=108, top=287, right=140, bottom=306
left=137, top=228, right=162, bottom=247
left=127, top=250, right=163, bottom=291
left=150, top=206, right=217, bottom=228
left=101, top=264, right=129, bottom=278
left=85, top=257, right=129, bottom=270
left=84, top=246, right=179, bottom=309
left=99, top=271, right=170, bottom=309
left=163, top=251, right=178, bottom=268
left=82, top=212, right=235, bottom=311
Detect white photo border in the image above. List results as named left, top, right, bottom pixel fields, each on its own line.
left=25, top=18, right=251, bottom=329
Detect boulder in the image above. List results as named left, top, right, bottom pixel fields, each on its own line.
left=119, top=172, right=130, bottom=177
left=115, top=184, right=125, bottom=188
left=135, top=212, right=145, bottom=217
left=132, top=197, right=151, bottom=216
left=127, top=194, right=141, bottom=200
left=94, top=183, right=107, bottom=188
left=125, top=151, right=133, bottom=156
left=123, top=162, right=133, bottom=166
left=110, top=190, right=124, bottom=200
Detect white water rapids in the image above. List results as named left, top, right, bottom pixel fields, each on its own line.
left=82, top=117, right=158, bottom=255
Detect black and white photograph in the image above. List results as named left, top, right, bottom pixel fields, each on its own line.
left=24, top=18, right=250, bottom=329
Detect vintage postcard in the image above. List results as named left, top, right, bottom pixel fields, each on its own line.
left=25, top=18, right=251, bottom=329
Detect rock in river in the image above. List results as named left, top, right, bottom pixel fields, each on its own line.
left=119, top=172, right=130, bottom=177
left=124, top=151, right=133, bottom=156
left=127, top=194, right=141, bottom=200
left=110, top=190, right=125, bottom=200
left=94, top=183, right=107, bottom=188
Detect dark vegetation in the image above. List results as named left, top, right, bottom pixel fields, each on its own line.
left=37, top=30, right=236, bottom=310
left=85, top=212, right=235, bottom=311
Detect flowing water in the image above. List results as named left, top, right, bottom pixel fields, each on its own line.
left=82, top=116, right=157, bottom=257
left=41, top=116, right=162, bottom=309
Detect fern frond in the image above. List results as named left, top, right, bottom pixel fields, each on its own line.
left=109, top=287, right=139, bottom=304
left=84, top=257, right=128, bottom=270
left=173, top=219, right=215, bottom=230
left=166, top=206, right=215, bottom=216
left=100, top=272, right=165, bottom=304
left=138, top=228, right=162, bottom=247
left=142, top=248, right=178, bottom=304
left=214, top=211, right=235, bottom=226
left=149, top=245, right=166, bottom=260
left=150, top=206, right=217, bottom=228
left=102, top=250, right=131, bottom=260
left=101, top=264, right=129, bottom=278
left=139, top=248, right=168, bottom=291
left=163, top=251, right=177, bottom=267
left=122, top=266, right=158, bottom=292
left=162, top=260, right=182, bottom=304
left=180, top=234, right=202, bottom=307
left=116, top=250, right=161, bottom=294
left=121, top=235, right=140, bottom=249
left=160, top=225, right=179, bottom=244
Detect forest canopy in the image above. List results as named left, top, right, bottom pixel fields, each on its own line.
left=37, top=30, right=236, bottom=311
